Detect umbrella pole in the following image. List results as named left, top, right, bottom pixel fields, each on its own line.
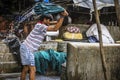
left=92, top=0, right=108, bottom=80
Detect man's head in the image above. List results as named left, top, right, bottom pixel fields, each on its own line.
left=39, top=14, right=53, bottom=26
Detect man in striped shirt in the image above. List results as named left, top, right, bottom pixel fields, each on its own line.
left=20, top=10, right=68, bottom=80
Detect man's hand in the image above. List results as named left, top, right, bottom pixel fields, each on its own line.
left=61, top=10, right=69, bottom=17
left=47, top=10, right=68, bottom=31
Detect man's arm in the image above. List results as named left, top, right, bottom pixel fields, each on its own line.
left=47, top=10, right=68, bottom=31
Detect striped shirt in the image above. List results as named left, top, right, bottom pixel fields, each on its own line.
left=23, top=23, right=48, bottom=52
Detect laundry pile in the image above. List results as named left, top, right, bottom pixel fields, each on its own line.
left=86, top=24, right=115, bottom=43
left=63, top=26, right=83, bottom=40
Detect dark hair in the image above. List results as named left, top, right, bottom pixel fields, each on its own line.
left=39, top=14, right=53, bottom=21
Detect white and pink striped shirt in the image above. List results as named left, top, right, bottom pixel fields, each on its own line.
left=23, top=23, right=48, bottom=52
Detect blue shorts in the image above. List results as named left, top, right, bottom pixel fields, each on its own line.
left=20, top=43, right=35, bottom=66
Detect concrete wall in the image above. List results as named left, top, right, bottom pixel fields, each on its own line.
left=0, top=42, right=21, bottom=73
left=67, top=42, right=120, bottom=80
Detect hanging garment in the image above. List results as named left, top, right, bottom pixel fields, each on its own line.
left=34, top=49, right=66, bottom=74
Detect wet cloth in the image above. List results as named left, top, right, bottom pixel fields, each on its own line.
left=18, top=2, right=64, bottom=23
left=20, top=43, right=35, bottom=66
left=34, top=49, right=66, bottom=74
left=34, top=2, right=64, bottom=15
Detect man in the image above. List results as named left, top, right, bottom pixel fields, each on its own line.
left=20, top=10, right=68, bottom=80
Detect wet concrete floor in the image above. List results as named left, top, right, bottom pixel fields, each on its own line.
left=4, top=74, right=60, bottom=80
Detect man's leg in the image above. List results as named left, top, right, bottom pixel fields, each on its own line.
left=29, top=66, right=36, bottom=80
left=20, top=65, right=29, bottom=80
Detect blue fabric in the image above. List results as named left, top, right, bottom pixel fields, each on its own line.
left=34, top=2, right=64, bottom=15
left=44, top=0, right=49, bottom=3
left=88, top=36, right=99, bottom=43
left=34, top=49, right=66, bottom=74
left=34, top=50, right=50, bottom=74
left=17, top=2, right=64, bottom=24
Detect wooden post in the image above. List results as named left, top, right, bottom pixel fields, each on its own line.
left=92, top=0, right=108, bottom=80
left=114, top=0, right=120, bottom=29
